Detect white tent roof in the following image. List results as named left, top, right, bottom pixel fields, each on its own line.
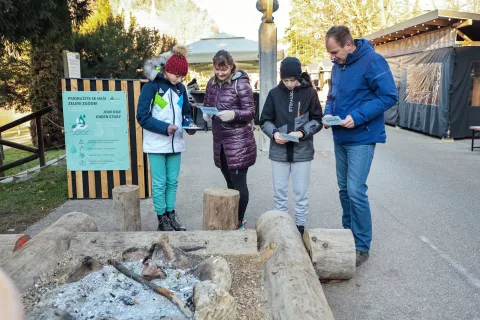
left=187, top=33, right=284, bottom=70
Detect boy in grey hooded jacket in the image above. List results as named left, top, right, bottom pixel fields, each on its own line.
left=260, top=57, right=323, bottom=234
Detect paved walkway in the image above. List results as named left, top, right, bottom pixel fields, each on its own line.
left=26, top=126, right=480, bottom=320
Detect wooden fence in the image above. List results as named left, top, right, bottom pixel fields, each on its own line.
left=62, top=78, right=151, bottom=199
left=0, top=106, right=53, bottom=178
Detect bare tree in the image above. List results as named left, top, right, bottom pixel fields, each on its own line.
left=284, top=0, right=425, bottom=63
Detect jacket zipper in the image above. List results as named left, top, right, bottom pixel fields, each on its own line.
left=170, top=90, right=175, bottom=153
left=335, top=65, right=345, bottom=115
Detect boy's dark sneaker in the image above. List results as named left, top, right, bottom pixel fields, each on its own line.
left=157, top=214, right=174, bottom=231
left=356, top=250, right=369, bottom=267
left=166, top=210, right=186, bottom=231
left=297, top=225, right=305, bottom=236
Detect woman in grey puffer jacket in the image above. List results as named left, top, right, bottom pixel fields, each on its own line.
left=203, top=50, right=257, bottom=230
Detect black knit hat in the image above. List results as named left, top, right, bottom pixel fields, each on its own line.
left=280, top=57, right=302, bottom=80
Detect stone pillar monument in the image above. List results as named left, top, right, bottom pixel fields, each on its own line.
left=256, top=0, right=279, bottom=151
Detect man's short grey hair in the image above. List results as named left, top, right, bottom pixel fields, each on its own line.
left=326, top=26, right=354, bottom=47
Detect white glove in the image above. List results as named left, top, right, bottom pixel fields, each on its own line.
left=203, top=114, right=212, bottom=122
left=217, top=110, right=235, bottom=122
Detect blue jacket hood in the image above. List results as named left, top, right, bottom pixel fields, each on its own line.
left=332, top=38, right=374, bottom=67
left=346, top=38, right=374, bottom=65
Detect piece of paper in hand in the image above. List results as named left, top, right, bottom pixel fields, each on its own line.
left=322, top=116, right=343, bottom=126
left=279, top=133, right=299, bottom=143
left=181, top=125, right=203, bottom=130
left=200, top=106, right=219, bottom=115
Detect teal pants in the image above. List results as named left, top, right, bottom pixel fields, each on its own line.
left=148, top=153, right=181, bottom=216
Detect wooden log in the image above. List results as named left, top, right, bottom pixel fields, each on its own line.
left=69, top=230, right=257, bottom=257
left=13, top=234, right=31, bottom=252
left=0, top=212, right=98, bottom=292
left=203, top=188, right=239, bottom=230
left=0, top=234, right=30, bottom=261
left=303, top=228, right=356, bottom=280
left=113, top=184, right=141, bottom=231
left=122, top=246, right=149, bottom=262
left=149, top=234, right=200, bottom=269
left=141, top=259, right=167, bottom=280
left=256, top=210, right=335, bottom=320
left=66, top=256, right=103, bottom=283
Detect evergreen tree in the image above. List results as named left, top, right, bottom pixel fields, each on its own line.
left=0, top=0, right=71, bottom=54
left=26, top=0, right=91, bottom=148
left=0, top=43, right=31, bottom=113
left=75, top=1, right=177, bottom=79
left=0, top=0, right=89, bottom=148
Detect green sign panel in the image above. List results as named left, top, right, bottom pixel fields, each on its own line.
left=62, top=91, right=130, bottom=171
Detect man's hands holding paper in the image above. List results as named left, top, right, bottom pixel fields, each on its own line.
left=323, top=114, right=332, bottom=129
left=323, top=114, right=355, bottom=129
left=340, top=115, right=355, bottom=128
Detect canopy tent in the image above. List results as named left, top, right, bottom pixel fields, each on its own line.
left=186, top=33, right=285, bottom=126
left=364, top=10, right=480, bottom=138
left=186, top=33, right=284, bottom=72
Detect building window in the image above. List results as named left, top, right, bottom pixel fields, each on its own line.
left=405, top=63, right=442, bottom=106
left=471, top=62, right=480, bottom=107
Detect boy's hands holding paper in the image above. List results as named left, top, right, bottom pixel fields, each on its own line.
left=274, top=131, right=302, bottom=144
left=288, top=131, right=304, bottom=139
left=274, top=132, right=288, bottom=144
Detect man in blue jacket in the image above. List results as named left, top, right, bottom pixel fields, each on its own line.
left=324, top=26, right=398, bottom=266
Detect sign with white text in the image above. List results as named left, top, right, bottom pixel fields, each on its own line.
left=62, top=91, right=129, bottom=171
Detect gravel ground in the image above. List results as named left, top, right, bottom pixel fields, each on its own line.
left=226, top=254, right=270, bottom=320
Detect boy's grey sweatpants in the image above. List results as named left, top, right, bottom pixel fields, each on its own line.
left=271, top=160, right=311, bottom=226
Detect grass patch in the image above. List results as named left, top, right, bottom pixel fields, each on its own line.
left=0, top=165, right=68, bottom=233
left=2, top=127, right=31, bottom=139
left=1, top=147, right=65, bottom=177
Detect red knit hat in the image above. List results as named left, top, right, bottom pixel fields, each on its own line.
left=165, top=45, right=189, bottom=76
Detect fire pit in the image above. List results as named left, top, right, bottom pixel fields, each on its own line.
left=34, top=260, right=197, bottom=319
left=5, top=210, right=348, bottom=320
left=20, top=229, right=268, bottom=320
